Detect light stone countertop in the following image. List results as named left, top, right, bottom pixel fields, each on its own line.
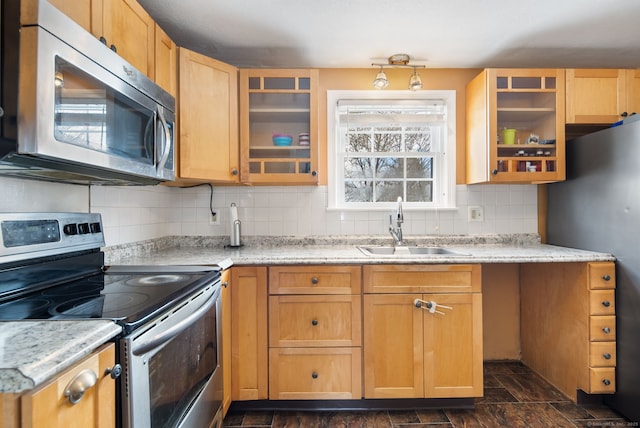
left=0, top=320, right=122, bottom=393
left=104, top=234, right=615, bottom=266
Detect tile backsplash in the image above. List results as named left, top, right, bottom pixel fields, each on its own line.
left=0, top=177, right=538, bottom=247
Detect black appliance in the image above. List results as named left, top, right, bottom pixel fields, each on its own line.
left=0, top=212, right=230, bottom=427
left=547, top=118, right=640, bottom=423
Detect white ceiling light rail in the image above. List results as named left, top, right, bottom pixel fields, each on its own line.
left=371, top=54, right=426, bottom=91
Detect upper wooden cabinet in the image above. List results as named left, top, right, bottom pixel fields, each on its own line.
left=47, top=0, right=100, bottom=34
left=239, top=69, right=319, bottom=185
left=566, top=69, right=640, bottom=124
left=154, top=24, right=177, bottom=98
left=101, top=0, right=155, bottom=78
left=466, top=68, right=566, bottom=184
left=177, top=48, right=240, bottom=182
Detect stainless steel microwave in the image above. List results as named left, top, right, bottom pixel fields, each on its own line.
left=0, top=0, right=176, bottom=185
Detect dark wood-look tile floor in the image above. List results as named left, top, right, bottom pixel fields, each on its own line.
left=223, top=362, right=635, bottom=427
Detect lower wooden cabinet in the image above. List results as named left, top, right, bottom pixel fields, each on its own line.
left=2, top=343, right=117, bottom=428
left=521, top=261, right=616, bottom=400
left=362, top=264, right=483, bottom=399
left=230, top=266, right=268, bottom=401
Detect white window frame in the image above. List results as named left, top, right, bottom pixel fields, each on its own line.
left=327, top=90, right=456, bottom=210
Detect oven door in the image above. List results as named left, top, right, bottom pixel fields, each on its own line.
left=120, top=281, right=222, bottom=428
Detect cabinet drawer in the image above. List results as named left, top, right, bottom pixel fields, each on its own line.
left=589, top=263, right=615, bottom=289
left=590, top=316, right=616, bottom=341
left=268, top=347, right=362, bottom=400
left=268, top=295, right=361, bottom=347
left=269, top=266, right=361, bottom=294
left=588, top=367, right=616, bottom=394
left=589, top=290, right=615, bottom=315
left=363, top=265, right=481, bottom=293
left=589, top=342, right=616, bottom=367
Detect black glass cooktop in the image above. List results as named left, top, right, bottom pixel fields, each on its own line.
left=0, top=254, right=221, bottom=333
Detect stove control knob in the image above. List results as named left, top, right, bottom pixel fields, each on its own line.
left=78, top=223, right=90, bottom=234
left=63, top=223, right=78, bottom=235
left=90, top=222, right=102, bottom=233
left=105, top=364, right=122, bottom=379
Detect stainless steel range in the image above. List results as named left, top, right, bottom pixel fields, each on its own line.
left=0, top=212, right=231, bottom=428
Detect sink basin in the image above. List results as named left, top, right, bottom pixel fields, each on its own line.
left=357, top=245, right=469, bottom=257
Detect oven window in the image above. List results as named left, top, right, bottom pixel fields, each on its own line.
left=148, top=301, right=218, bottom=426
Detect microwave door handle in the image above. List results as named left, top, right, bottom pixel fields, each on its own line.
left=132, top=289, right=218, bottom=356
left=156, top=109, right=171, bottom=171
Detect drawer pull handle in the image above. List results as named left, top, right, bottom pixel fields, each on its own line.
left=311, top=277, right=319, bottom=285
left=602, top=379, right=611, bottom=386
left=311, top=319, right=318, bottom=326
left=602, top=300, right=611, bottom=307
left=104, top=364, right=122, bottom=379
left=602, top=274, right=611, bottom=281
left=603, top=353, right=612, bottom=360
left=64, top=369, right=97, bottom=404
left=602, top=327, right=611, bottom=334
left=311, top=372, right=318, bottom=379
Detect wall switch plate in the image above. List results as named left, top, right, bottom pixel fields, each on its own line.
left=209, top=211, right=220, bottom=225
left=468, top=206, right=484, bottom=222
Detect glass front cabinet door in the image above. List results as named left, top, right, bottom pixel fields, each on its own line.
left=466, top=68, right=566, bottom=184
left=239, top=69, right=319, bottom=184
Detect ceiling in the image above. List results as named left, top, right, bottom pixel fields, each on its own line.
left=138, top=0, right=640, bottom=69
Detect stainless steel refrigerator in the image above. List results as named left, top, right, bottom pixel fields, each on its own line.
left=548, top=118, right=640, bottom=423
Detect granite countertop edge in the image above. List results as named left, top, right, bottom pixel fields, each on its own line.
left=103, top=234, right=615, bottom=265
left=0, top=321, right=122, bottom=394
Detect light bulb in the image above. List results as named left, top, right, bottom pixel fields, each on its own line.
left=373, top=69, right=389, bottom=89
left=409, top=70, right=422, bottom=91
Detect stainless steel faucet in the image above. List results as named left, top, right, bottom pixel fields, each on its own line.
left=389, top=196, right=404, bottom=246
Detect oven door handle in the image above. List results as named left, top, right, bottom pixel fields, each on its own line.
left=132, top=288, right=218, bottom=356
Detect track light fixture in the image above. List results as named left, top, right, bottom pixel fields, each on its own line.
left=371, top=54, right=425, bottom=91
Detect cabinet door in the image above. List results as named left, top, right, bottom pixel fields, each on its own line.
left=422, top=293, right=483, bottom=398
left=626, top=69, right=640, bottom=117
left=363, top=294, right=423, bottom=398
left=230, top=267, right=268, bottom=401
left=566, top=69, right=627, bottom=124
left=21, top=343, right=116, bottom=428
left=220, top=270, right=232, bottom=415
left=101, top=0, right=155, bottom=78
left=47, top=0, right=100, bottom=35
left=154, top=24, right=177, bottom=98
left=178, top=48, right=240, bottom=182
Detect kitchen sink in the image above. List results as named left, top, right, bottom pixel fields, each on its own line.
left=357, top=245, right=470, bottom=256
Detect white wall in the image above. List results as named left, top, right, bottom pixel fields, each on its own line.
left=0, top=177, right=538, bottom=247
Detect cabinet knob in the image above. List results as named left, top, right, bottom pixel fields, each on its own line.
left=231, top=169, right=239, bottom=176
left=602, top=326, right=611, bottom=334
left=491, top=169, right=498, bottom=175
left=311, top=171, right=318, bottom=177
left=311, top=319, right=318, bottom=326
left=602, top=300, right=611, bottom=307
left=602, top=274, right=611, bottom=281
left=99, top=36, right=107, bottom=45
left=621, top=112, right=628, bottom=118
left=311, top=277, right=319, bottom=284
left=603, top=353, right=612, bottom=360
left=311, top=372, right=318, bottom=379
left=221, top=281, right=229, bottom=288
left=602, top=379, right=611, bottom=386
left=110, top=44, right=117, bottom=53
left=104, top=364, right=122, bottom=379
left=64, top=369, right=98, bottom=404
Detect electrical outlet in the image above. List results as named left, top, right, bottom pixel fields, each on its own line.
left=468, top=206, right=484, bottom=222
left=209, top=211, right=220, bottom=225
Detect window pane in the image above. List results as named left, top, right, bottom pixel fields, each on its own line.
left=406, top=157, right=433, bottom=179
left=406, top=129, right=432, bottom=152
left=406, top=181, right=433, bottom=202
left=377, top=158, right=403, bottom=179
left=374, top=131, right=401, bottom=152
left=345, top=181, right=372, bottom=202
left=345, top=158, right=374, bottom=179
left=346, top=131, right=372, bottom=152
left=374, top=181, right=402, bottom=202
